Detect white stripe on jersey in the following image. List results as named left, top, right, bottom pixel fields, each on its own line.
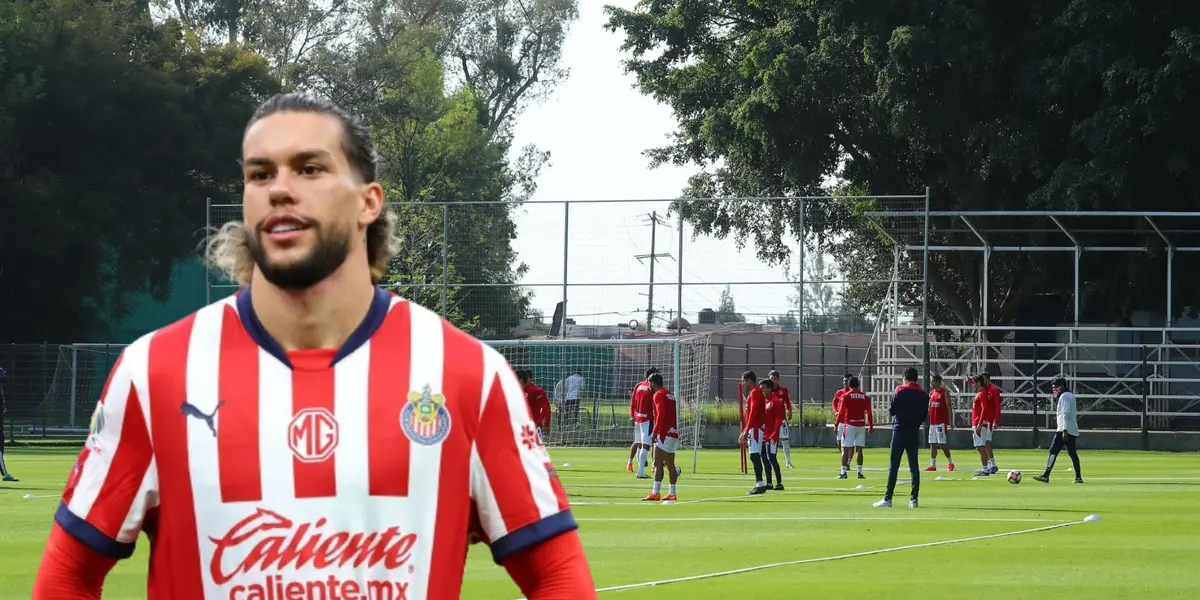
left=404, top=301, right=446, bottom=600
left=257, top=347, right=296, bottom=504
left=185, top=299, right=231, bottom=599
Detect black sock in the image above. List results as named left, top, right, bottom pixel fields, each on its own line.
left=1067, top=441, right=1081, bottom=478
left=750, top=454, right=764, bottom=484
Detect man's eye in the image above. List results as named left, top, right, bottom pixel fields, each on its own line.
left=301, top=164, right=324, bottom=175
left=248, top=170, right=270, bottom=181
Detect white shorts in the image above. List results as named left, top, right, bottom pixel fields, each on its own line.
left=928, top=424, right=947, bottom=445
left=761, top=440, right=778, bottom=454
left=633, top=421, right=651, bottom=445
left=835, top=425, right=844, bottom=444
left=779, top=422, right=790, bottom=441
left=746, top=428, right=764, bottom=453
left=655, top=436, right=680, bottom=454
left=842, top=425, right=866, bottom=448
left=972, top=423, right=994, bottom=447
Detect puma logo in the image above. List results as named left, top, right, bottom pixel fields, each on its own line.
left=180, top=401, right=225, bottom=437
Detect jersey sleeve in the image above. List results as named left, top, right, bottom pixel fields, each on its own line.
left=471, top=349, right=576, bottom=564
left=56, top=342, right=158, bottom=559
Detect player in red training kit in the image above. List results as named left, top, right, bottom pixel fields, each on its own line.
left=519, top=370, right=552, bottom=440
left=33, top=93, right=595, bottom=600
left=983, top=373, right=1001, bottom=474
left=626, top=368, right=658, bottom=478
left=761, top=379, right=785, bottom=490
left=924, top=374, right=954, bottom=472
left=642, top=373, right=680, bottom=501
left=837, top=377, right=873, bottom=479
left=970, top=373, right=994, bottom=476
left=832, top=374, right=863, bottom=471
left=739, top=371, right=770, bottom=495
left=768, top=370, right=794, bottom=468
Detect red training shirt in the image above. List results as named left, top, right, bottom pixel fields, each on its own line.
left=985, top=383, right=1002, bottom=427
left=525, top=382, right=552, bottom=431
left=45, top=288, right=575, bottom=599
left=743, top=386, right=767, bottom=432
left=927, top=388, right=950, bottom=427
left=763, top=390, right=786, bottom=441
left=837, top=390, right=874, bottom=429
left=650, top=388, right=677, bottom=440
left=630, top=381, right=653, bottom=423
left=832, top=388, right=848, bottom=424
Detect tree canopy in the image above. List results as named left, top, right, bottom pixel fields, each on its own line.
left=606, top=0, right=1200, bottom=330
left=2, top=0, right=578, bottom=342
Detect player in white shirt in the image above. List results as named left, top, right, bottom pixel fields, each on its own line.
left=561, top=371, right=584, bottom=430
left=1033, top=376, right=1083, bottom=483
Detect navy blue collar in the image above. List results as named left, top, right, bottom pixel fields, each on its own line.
left=236, top=286, right=393, bottom=369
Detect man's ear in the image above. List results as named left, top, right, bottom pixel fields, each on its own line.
left=359, top=182, right=385, bottom=229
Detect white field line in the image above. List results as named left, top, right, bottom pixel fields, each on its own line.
left=590, top=520, right=1088, bottom=594
left=577, top=515, right=1073, bottom=523
left=571, top=484, right=888, bottom=506
left=18, top=493, right=61, bottom=499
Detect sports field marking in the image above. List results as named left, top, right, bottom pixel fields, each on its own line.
left=571, top=484, right=886, bottom=506
left=577, top=515, right=1074, bottom=523
left=591, top=519, right=1089, bottom=594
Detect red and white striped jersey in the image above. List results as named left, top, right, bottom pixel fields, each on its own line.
left=56, top=287, right=575, bottom=600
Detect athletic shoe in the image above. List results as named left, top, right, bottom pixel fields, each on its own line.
left=947, top=464, right=956, bottom=471
left=908, top=499, right=919, bottom=509
left=773, top=484, right=784, bottom=491
left=642, top=493, right=661, bottom=501
left=857, top=472, right=866, bottom=479
left=1033, top=475, right=1049, bottom=483
left=873, top=499, right=892, bottom=508
left=785, top=462, right=795, bottom=469
left=1073, top=477, right=1084, bottom=484
left=837, top=473, right=848, bottom=480
left=923, top=466, right=936, bottom=472
left=663, top=494, right=677, bottom=501
left=2, top=475, right=16, bottom=482
left=747, top=486, right=766, bottom=496
left=626, top=464, right=633, bottom=473
left=987, top=465, right=999, bottom=475
left=975, top=468, right=990, bottom=476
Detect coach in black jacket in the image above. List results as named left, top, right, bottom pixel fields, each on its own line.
left=875, top=367, right=928, bottom=508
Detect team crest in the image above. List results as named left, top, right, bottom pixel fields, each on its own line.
left=400, top=384, right=452, bottom=446
left=86, top=404, right=105, bottom=452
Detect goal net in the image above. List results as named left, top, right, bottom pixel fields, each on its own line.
left=486, top=335, right=713, bottom=458
left=36, top=343, right=127, bottom=436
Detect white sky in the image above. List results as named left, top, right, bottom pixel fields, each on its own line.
left=506, top=0, right=802, bottom=328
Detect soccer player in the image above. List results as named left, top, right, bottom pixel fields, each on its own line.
left=832, top=374, right=851, bottom=454
left=983, top=373, right=1001, bottom=474
left=627, top=367, right=657, bottom=478
left=768, top=370, right=795, bottom=468
left=761, top=379, right=784, bottom=490
left=32, top=92, right=595, bottom=600
left=739, top=370, right=769, bottom=495
left=563, top=370, right=584, bottom=430
left=520, top=370, right=552, bottom=440
left=1033, top=376, right=1083, bottom=484
left=836, top=377, right=873, bottom=480
left=642, top=373, right=681, bottom=501
left=874, top=367, right=928, bottom=509
left=924, top=374, right=954, bottom=472
left=970, top=373, right=995, bottom=476
left=0, top=367, right=17, bottom=482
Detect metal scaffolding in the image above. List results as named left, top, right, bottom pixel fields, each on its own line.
left=857, top=209, right=1200, bottom=433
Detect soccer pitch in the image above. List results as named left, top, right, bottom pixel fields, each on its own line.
left=1, top=447, right=1197, bottom=599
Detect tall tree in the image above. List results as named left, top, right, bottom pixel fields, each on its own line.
left=716, top=285, right=745, bottom=324
left=606, top=0, right=1200, bottom=332
left=0, top=0, right=279, bottom=342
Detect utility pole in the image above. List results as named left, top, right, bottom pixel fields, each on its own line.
left=635, top=211, right=672, bottom=332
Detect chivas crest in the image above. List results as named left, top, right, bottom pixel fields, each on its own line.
left=400, top=384, right=452, bottom=445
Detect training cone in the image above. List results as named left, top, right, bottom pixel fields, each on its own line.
left=23, top=494, right=34, bottom=499
left=1084, top=514, right=1101, bottom=522
left=661, top=500, right=674, bottom=505
left=935, top=476, right=950, bottom=481
left=562, top=463, right=571, bottom=467
left=854, top=484, right=867, bottom=490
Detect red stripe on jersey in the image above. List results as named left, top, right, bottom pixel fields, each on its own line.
left=217, top=304, right=262, bottom=503
left=426, top=323, right=485, bottom=599
left=86, top=384, right=152, bottom=538
left=291, top=363, right=337, bottom=499
left=367, top=301, right=413, bottom=497
left=145, top=313, right=204, bottom=600
left=477, top=373, right=542, bottom=534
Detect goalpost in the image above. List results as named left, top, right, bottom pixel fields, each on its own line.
left=36, top=343, right=127, bottom=435
left=486, top=334, right=713, bottom=473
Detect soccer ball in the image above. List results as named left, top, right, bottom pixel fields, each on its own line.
left=1007, top=470, right=1022, bottom=484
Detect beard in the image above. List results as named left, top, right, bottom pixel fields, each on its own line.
left=247, top=221, right=351, bottom=290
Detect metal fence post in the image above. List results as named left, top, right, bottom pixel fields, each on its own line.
left=1032, top=342, right=1039, bottom=443
left=69, top=345, right=77, bottom=428
left=441, top=202, right=449, bottom=317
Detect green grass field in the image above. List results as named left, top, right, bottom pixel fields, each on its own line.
left=2, top=446, right=1198, bottom=599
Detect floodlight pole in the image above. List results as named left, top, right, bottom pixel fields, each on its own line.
left=921, top=187, right=931, bottom=390
left=797, top=198, right=806, bottom=444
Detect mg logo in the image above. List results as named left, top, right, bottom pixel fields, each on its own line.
left=288, top=408, right=339, bottom=463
